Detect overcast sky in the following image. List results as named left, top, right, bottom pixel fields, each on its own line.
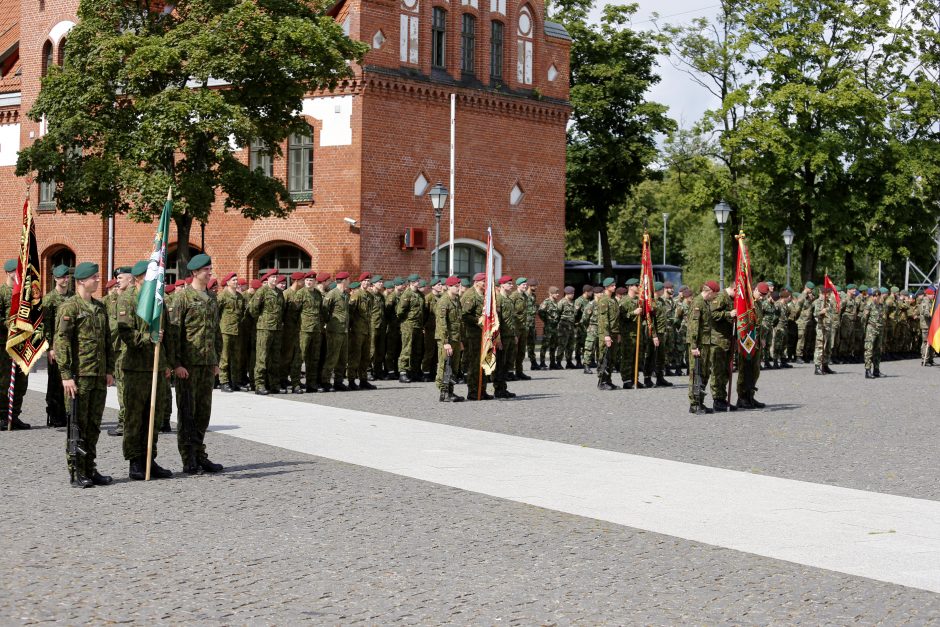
left=588, top=1, right=722, bottom=128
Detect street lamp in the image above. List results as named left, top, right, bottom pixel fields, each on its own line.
left=782, top=226, right=794, bottom=290
left=713, top=199, right=732, bottom=289
left=662, top=213, right=669, bottom=265
left=429, top=182, right=448, bottom=280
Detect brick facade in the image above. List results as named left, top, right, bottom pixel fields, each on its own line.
left=0, top=0, right=569, bottom=294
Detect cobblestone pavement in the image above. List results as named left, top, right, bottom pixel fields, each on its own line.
left=3, top=358, right=939, bottom=623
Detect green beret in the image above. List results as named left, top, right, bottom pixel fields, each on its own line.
left=328, top=282, right=336, bottom=290
left=131, top=260, right=149, bottom=277
left=515, top=277, right=528, bottom=286
left=901, top=289, right=909, bottom=296
left=349, top=281, right=361, bottom=289
left=187, top=253, right=211, bottom=271
left=383, top=281, right=393, bottom=289
left=846, top=283, right=856, bottom=290
left=804, top=281, right=815, bottom=289
left=890, top=286, right=899, bottom=293
left=393, top=277, right=404, bottom=286
left=460, top=278, right=471, bottom=287
left=767, top=280, right=775, bottom=286
left=52, top=264, right=69, bottom=278
left=372, top=275, right=383, bottom=283
left=407, top=273, right=419, bottom=282
left=859, top=284, right=868, bottom=291
left=431, top=278, right=442, bottom=286
left=116, top=266, right=132, bottom=275
left=602, top=277, right=615, bottom=287
left=653, top=281, right=664, bottom=291
left=3, top=259, right=16, bottom=272
left=880, top=287, right=889, bottom=294
left=625, top=278, right=639, bottom=286
left=74, top=262, right=99, bottom=280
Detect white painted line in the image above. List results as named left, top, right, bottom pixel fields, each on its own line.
left=29, top=372, right=940, bottom=593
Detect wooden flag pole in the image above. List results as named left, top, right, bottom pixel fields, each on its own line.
left=633, top=314, right=641, bottom=388
left=6, top=362, right=14, bottom=430
left=144, top=342, right=161, bottom=481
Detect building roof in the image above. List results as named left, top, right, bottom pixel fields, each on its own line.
left=0, top=0, right=20, bottom=93
left=543, top=21, right=571, bottom=41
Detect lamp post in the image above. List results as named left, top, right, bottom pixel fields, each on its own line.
left=713, top=199, right=732, bottom=289
left=662, top=213, right=669, bottom=265
left=429, top=182, right=448, bottom=281
left=782, top=226, right=794, bottom=290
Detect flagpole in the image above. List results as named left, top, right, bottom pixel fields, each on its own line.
left=144, top=343, right=161, bottom=481
left=6, top=363, right=14, bottom=431
left=634, top=315, right=641, bottom=389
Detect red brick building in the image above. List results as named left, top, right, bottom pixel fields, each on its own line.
left=0, top=0, right=569, bottom=290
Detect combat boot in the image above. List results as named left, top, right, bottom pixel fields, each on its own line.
left=359, top=380, right=377, bottom=390
left=749, top=392, right=766, bottom=409
left=565, top=360, right=577, bottom=369
left=634, top=378, right=645, bottom=389
left=814, top=366, right=823, bottom=375
left=597, top=380, right=617, bottom=391
left=129, top=459, right=146, bottom=481
left=506, top=373, right=518, bottom=381
left=398, top=372, right=411, bottom=383
left=255, top=386, right=269, bottom=395
left=220, top=382, right=234, bottom=393
left=8, top=416, right=31, bottom=430
left=655, top=376, right=673, bottom=387
left=643, top=376, right=654, bottom=388
left=333, top=380, right=349, bottom=391
left=539, top=359, right=547, bottom=370
left=551, top=361, right=563, bottom=370
left=873, top=367, right=882, bottom=378
left=865, top=368, right=874, bottom=379
left=347, top=381, right=359, bottom=391
left=621, top=380, right=633, bottom=390
left=780, top=359, right=792, bottom=369
left=91, top=471, right=113, bottom=486
left=713, top=399, right=730, bottom=412
left=516, top=372, right=532, bottom=381
left=736, top=396, right=754, bottom=409
left=150, top=462, right=173, bottom=479
left=200, top=459, right=224, bottom=473
left=822, top=365, right=835, bottom=374
left=690, top=404, right=713, bottom=415
left=447, top=385, right=465, bottom=402
left=494, top=390, right=516, bottom=399
left=583, top=365, right=593, bottom=374
left=71, top=474, right=94, bottom=489
left=575, top=358, right=583, bottom=368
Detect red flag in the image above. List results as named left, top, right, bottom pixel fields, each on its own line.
left=479, top=227, right=500, bottom=375
left=928, top=294, right=940, bottom=353
left=6, top=199, right=49, bottom=373
left=733, top=232, right=758, bottom=354
left=824, top=275, right=841, bottom=309
left=639, top=231, right=655, bottom=333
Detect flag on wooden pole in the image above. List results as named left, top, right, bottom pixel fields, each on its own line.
left=136, top=189, right=172, bottom=343
left=6, top=198, right=48, bottom=373
left=733, top=232, right=758, bottom=354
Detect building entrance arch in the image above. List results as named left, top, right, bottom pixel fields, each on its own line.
left=250, top=242, right=312, bottom=279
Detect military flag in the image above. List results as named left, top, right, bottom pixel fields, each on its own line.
left=136, top=189, right=172, bottom=343
left=639, top=231, right=655, bottom=334
left=824, top=274, right=841, bottom=309
left=6, top=198, right=48, bottom=373
left=733, top=231, right=758, bottom=354
left=479, top=227, right=500, bottom=376
left=929, top=288, right=940, bottom=353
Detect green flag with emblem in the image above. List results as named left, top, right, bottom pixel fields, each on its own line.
left=136, top=189, right=172, bottom=343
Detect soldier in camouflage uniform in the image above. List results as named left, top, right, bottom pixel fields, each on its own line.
left=436, top=276, right=464, bottom=402
left=573, top=285, right=593, bottom=369
left=168, top=254, right=223, bottom=474
left=509, top=277, right=532, bottom=380
left=674, top=286, right=691, bottom=375
left=369, top=277, right=386, bottom=380
left=736, top=283, right=767, bottom=409
left=117, top=260, right=173, bottom=480
left=104, top=268, right=133, bottom=435
left=43, top=264, right=72, bottom=428
left=772, top=288, right=792, bottom=368
left=239, top=279, right=257, bottom=389
left=296, top=272, right=325, bottom=391
left=0, top=259, right=30, bottom=430
left=813, top=286, right=837, bottom=374
left=759, top=287, right=777, bottom=370
left=795, top=282, right=816, bottom=362
left=421, top=279, right=442, bottom=381
left=619, top=279, right=644, bottom=388
left=538, top=287, right=562, bottom=369
left=249, top=269, right=285, bottom=395
left=557, top=286, right=577, bottom=368
left=461, top=272, right=490, bottom=400
left=595, top=278, right=620, bottom=390
left=396, top=274, right=424, bottom=382
left=862, top=288, right=885, bottom=378
left=280, top=272, right=307, bottom=392
left=688, top=281, right=719, bottom=414
left=384, top=278, right=404, bottom=378
left=650, top=282, right=671, bottom=387
left=347, top=275, right=376, bottom=390
left=580, top=287, right=600, bottom=374
left=321, top=272, right=351, bottom=390
left=883, top=287, right=898, bottom=359
left=494, top=276, right=517, bottom=399
left=54, top=262, right=115, bottom=487
left=919, top=287, right=936, bottom=366
left=710, top=285, right=736, bottom=410
left=526, top=282, right=539, bottom=369
left=217, top=272, right=244, bottom=393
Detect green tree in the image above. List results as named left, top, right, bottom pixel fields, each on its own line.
left=18, top=0, right=367, bottom=275
left=553, top=0, right=675, bottom=271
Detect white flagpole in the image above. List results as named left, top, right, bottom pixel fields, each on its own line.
left=449, top=93, right=456, bottom=276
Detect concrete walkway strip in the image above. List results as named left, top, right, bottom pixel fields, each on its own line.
left=29, top=373, right=940, bottom=593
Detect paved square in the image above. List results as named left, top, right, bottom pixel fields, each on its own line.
left=4, top=358, right=940, bottom=623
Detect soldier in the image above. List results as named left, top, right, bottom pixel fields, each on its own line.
left=421, top=278, right=442, bottom=381
left=862, top=288, right=885, bottom=378
left=538, top=287, right=562, bottom=369
left=737, top=282, right=767, bottom=410
left=662, top=281, right=680, bottom=375
left=384, top=278, right=404, bottom=378
left=0, top=259, right=31, bottom=430
left=369, top=278, right=387, bottom=380
left=813, top=286, right=837, bottom=374
left=509, top=278, right=532, bottom=379
left=461, top=272, right=491, bottom=400
left=710, top=285, right=736, bottom=411
left=759, top=284, right=777, bottom=370
left=573, top=284, right=593, bottom=369
left=525, top=281, right=539, bottom=369
left=322, top=272, right=351, bottom=390
left=279, top=272, right=306, bottom=392
left=347, top=274, right=376, bottom=390
left=239, top=279, right=258, bottom=390
left=54, top=262, right=115, bottom=487
left=104, top=266, right=135, bottom=436
left=557, top=286, right=577, bottom=368
left=838, top=284, right=860, bottom=364
left=217, top=272, right=244, bottom=393
left=580, top=287, right=600, bottom=374
left=595, top=277, right=620, bottom=390
left=43, top=264, right=72, bottom=428
left=168, top=254, right=223, bottom=474
left=249, top=269, right=285, bottom=395
left=649, top=281, right=671, bottom=387
left=493, top=276, right=517, bottom=399
left=674, top=285, right=692, bottom=375
left=436, top=276, right=464, bottom=402
left=688, top=281, right=719, bottom=414
left=117, top=260, right=173, bottom=480
left=773, top=288, right=792, bottom=368
left=619, top=279, right=644, bottom=389
left=919, top=287, right=936, bottom=366
left=395, top=274, right=423, bottom=382
left=295, top=271, right=324, bottom=392
left=796, top=282, right=816, bottom=363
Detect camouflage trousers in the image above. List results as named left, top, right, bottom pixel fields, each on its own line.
left=219, top=333, right=240, bottom=385
left=687, top=347, right=712, bottom=406
left=371, top=326, right=386, bottom=377
left=324, top=331, right=349, bottom=382
left=121, top=369, right=166, bottom=462
left=540, top=324, right=558, bottom=363
left=0, top=355, right=27, bottom=421
left=46, top=359, right=67, bottom=425
left=114, top=357, right=125, bottom=428
left=575, top=326, right=587, bottom=364
left=254, top=329, right=280, bottom=391
left=920, top=328, right=936, bottom=363
left=435, top=342, right=463, bottom=392
left=736, top=348, right=761, bottom=401
left=280, top=327, right=300, bottom=387
left=796, top=322, right=815, bottom=359
left=710, top=345, right=732, bottom=402
left=422, top=325, right=437, bottom=374
left=297, top=330, right=321, bottom=388
left=597, top=337, right=618, bottom=385
left=494, top=337, right=512, bottom=393
left=464, top=332, right=487, bottom=398
left=175, top=365, right=214, bottom=463
left=346, top=330, right=371, bottom=382
left=814, top=324, right=832, bottom=366
left=385, top=325, right=401, bottom=375
left=557, top=322, right=575, bottom=363
left=772, top=326, right=788, bottom=360
left=515, top=332, right=528, bottom=375
left=864, top=327, right=882, bottom=371
left=503, top=334, right=517, bottom=377
left=65, top=376, right=107, bottom=479
left=527, top=325, right=537, bottom=363
left=398, top=322, right=422, bottom=373
left=620, top=333, right=645, bottom=385
left=582, top=328, right=597, bottom=366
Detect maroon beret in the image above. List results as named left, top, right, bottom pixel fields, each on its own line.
left=445, top=276, right=460, bottom=287
left=207, top=279, right=217, bottom=289
left=335, top=271, right=350, bottom=280
left=222, top=272, right=236, bottom=285
left=756, top=281, right=769, bottom=295
left=164, top=284, right=176, bottom=294
left=498, top=275, right=512, bottom=285
left=249, top=279, right=262, bottom=289
left=704, top=280, right=720, bottom=292
left=237, top=278, right=248, bottom=286
left=260, top=269, right=277, bottom=282
left=358, top=272, right=371, bottom=281
left=291, top=271, right=306, bottom=281
left=105, top=279, right=117, bottom=289
left=472, top=272, right=486, bottom=282
left=316, top=271, right=331, bottom=282
left=174, top=280, right=185, bottom=288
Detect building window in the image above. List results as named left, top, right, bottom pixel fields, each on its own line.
left=249, top=140, right=272, bottom=177
left=400, top=0, right=419, bottom=64
left=431, top=8, right=446, bottom=69
left=461, top=14, right=475, bottom=75
left=490, top=21, right=504, bottom=80
left=166, top=244, right=203, bottom=283
left=517, top=5, right=533, bottom=85
left=258, top=245, right=312, bottom=277
left=57, top=38, right=67, bottom=66
left=39, top=179, right=55, bottom=210
left=41, top=40, right=53, bottom=76
left=435, top=243, right=486, bottom=279
left=288, top=128, right=313, bottom=201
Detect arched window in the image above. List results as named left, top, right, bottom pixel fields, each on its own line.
left=490, top=20, right=504, bottom=80
left=517, top=5, right=533, bottom=85
left=57, top=38, right=67, bottom=66
left=288, top=127, right=314, bottom=200
left=41, top=40, right=53, bottom=76
left=461, top=14, right=476, bottom=75
left=435, top=243, right=486, bottom=279
left=258, top=244, right=311, bottom=277
left=431, top=7, right=446, bottom=69
left=45, top=246, right=75, bottom=289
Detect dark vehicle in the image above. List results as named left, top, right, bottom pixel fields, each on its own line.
left=564, top=260, right=683, bottom=288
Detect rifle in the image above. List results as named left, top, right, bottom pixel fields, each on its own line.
left=66, top=395, right=86, bottom=482
left=598, top=344, right=610, bottom=381
left=178, top=381, right=200, bottom=471
left=692, top=353, right=704, bottom=407
left=444, top=353, right=455, bottom=386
